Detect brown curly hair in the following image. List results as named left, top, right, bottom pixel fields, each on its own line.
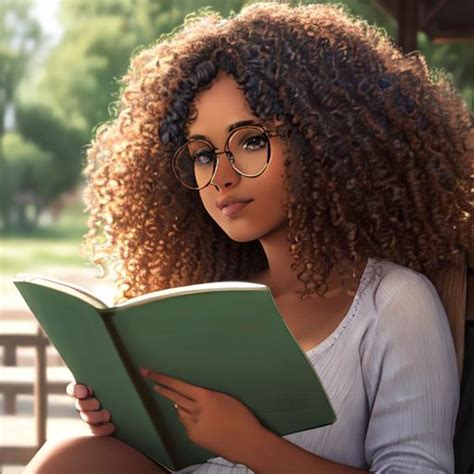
left=81, top=1, right=474, bottom=304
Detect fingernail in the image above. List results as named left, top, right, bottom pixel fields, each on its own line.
left=140, top=368, right=150, bottom=376
left=75, top=386, right=87, bottom=398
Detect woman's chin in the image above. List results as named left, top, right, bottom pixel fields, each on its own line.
left=220, top=227, right=263, bottom=243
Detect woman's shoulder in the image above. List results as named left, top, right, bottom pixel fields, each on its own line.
left=360, top=258, right=459, bottom=409
left=368, top=257, right=442, bottom=318
left=360, top=257, right=454, bottom=360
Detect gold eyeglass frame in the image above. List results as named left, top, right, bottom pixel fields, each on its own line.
left=172, top=124, right=286, bottom=190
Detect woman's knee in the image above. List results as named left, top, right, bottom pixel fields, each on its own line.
left=24, top=435, right=167, bottom=473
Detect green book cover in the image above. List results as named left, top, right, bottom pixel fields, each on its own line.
left=13, top=274, right=336, bottom=472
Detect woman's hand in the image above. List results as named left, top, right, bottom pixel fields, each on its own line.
left=140, top=368, right=264, bottom=464
left=66, top=382, right=116, bottom=436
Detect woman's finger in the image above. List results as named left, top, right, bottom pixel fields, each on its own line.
left=75, top=397, right=101, bottom=412
left=154, top=385, right=195, bottom=414
left=88, top=422, right=116, bottom=436
left=79, top=408, right=111, bottom=425
left=66, top=382, right=93, bottom=399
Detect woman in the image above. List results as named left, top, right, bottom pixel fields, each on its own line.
left=25, top=2, right=473, bottom=473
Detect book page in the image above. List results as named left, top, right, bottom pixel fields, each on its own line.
left=14, top=275, right=269, bottom=311
left=14, top=274, right=108, bottom=309
left=115, top=281, right=268, bottom=310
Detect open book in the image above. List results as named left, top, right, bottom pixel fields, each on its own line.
left=13, top=274, right=336, bottom=472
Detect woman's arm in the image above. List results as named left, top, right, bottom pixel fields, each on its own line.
left=238, top=426, right=368, bottom=474
left=360, top=272, right=459, bottom=473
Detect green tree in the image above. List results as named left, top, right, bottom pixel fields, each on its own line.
left=0, top=0, right=43, bottom=154
left=417, top=33, right=473, bottom=110
left=1, top=132, right=54, bottom=231
left=16, top=102, right=85, bottom=194
left=39, top=0, right=246, bottom=136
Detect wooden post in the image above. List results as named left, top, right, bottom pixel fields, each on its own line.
left=398, top=0, right=419, bottom=53
left=34, top=325, right=48, bottom=447
left=4, top=342, right=17, bottom=414
left=431, top=250, right=467, bottom=377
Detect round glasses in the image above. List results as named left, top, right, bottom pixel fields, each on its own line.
left=172, top=125, right=284, bottom=190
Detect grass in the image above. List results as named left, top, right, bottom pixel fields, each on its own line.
left=0, top=203, right=90, bottom=274
left=1, top=202, right=89, bottom=241
left=0, top=203, right=111, bottom=308
left=1, top=242, right=88, bottom=274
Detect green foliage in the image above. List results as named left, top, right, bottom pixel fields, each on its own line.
left=16, top=102, right=86, bottom=193
left=39, top=0, right=247, bottom=137
left=0, top=132, right=54, bottom=231
left=2, top=132, right=53, bottom=195
left=0, top=104, right=86, bottom=232
left=0, top=0, right=43, bottom=134
left=417, top=32, right=473, bottom=110
left=0, top=200, right=89, bottom=273
left=40, top=14, right=136, bottom=131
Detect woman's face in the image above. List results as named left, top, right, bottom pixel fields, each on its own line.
left=186, top=71, right=288, bottom=243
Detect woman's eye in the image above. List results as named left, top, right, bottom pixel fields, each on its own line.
left=243, top=134, right=267, bottom=150
left=192, top=150, right=214, bottom=165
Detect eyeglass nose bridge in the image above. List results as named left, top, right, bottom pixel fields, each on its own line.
left=209, top=148, right=239, bottom=185
left=214, top=149, right=233, bottom=158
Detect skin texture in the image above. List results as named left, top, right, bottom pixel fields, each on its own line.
left=141, top=368, right=264, bottom=464
left=193, top=72, right=288, bottom=276
left=24, top=436, right=165, bottom=474
left=65, top=383, right=115, bottom=436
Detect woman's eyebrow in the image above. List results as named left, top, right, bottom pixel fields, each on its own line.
left=187, top=119, right=263, bottom=141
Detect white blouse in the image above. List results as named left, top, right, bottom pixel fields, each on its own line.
left=175, top=257, right=459, bottom=473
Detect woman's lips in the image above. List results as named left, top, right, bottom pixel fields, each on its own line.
left=221, top=200, right=252, bottom=217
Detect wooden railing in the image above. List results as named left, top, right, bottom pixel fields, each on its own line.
left=0, top=319, right=74, bottom=465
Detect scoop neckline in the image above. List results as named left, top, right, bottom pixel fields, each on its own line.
left=304, top=256, right=376, bottom=357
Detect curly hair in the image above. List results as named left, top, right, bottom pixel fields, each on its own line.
left=81, top=1, right=474, bottom=304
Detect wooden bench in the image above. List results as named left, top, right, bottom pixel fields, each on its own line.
left=0, top=366, right=74, bottom=397
left=0, top=323, right=50, bottom=414
left=0, top=321, right=74, bottom=465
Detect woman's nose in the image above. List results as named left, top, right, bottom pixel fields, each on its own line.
left=209, top=152, right=241, bottom=188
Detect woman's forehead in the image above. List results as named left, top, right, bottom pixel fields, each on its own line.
left=191, top=75, right=250, bottom=113
left=185, top=71, right=283, bottom=140
left=187, top=73, right=259, bottom=137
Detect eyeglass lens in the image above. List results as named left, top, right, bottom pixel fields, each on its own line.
left=173, top=127, right=270, bottom=190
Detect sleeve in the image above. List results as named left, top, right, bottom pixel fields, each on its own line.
left=361, top=272, right=460, bottom=474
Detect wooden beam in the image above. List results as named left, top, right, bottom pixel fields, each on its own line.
left=423, top=0, right=449, bottom=28
left=397, top=0, right=419, bottom=52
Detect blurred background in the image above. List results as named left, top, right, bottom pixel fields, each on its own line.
left=0, top=0, right=472, bottom=472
